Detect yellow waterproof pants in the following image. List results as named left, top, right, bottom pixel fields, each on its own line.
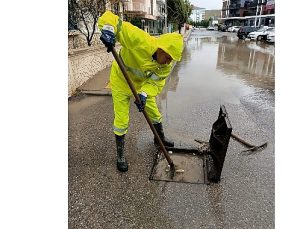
left=112, top=90, right=162, bottom=136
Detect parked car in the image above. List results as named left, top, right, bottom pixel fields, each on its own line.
left=207, top=26, right=215, bottom=31
left=218, top=24, right=224, bottom=31
left=248, top=26, right=275, bottom=41
left=228, top=26, right=241, bottom=32
left=219, top=25, right=230, bottom=32
left=218, top=24, right=229, bottom=32
left=266, top=30, right=275, bottom=43
left=232, top=26, right=241, bottom=32
left=237, top=26, right=258, bottom=39
left=227, top=26, right=233, bottom=32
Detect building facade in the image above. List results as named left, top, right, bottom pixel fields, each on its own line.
left=220, top=0, right=275, bottom=27
left=68, top=0, right=167, bottom=35
left=123, top=0, right=166, bottom=34
left=204, top=10, right=222, bottom=21
left=222, top=0, right=230, bottom=18
left=190, top=6, right=206, bottom=23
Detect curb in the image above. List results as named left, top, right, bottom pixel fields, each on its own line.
left=80, top=90, right=112, bottom=96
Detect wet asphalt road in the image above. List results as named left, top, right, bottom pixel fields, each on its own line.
left=69, top=30, right=274, bottom=228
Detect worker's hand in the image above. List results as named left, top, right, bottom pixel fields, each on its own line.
left=134, top=92, right=147, bottom=112
left=100, top=25, right=115, bottom=53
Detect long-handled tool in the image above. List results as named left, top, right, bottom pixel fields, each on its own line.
left=110, top=47, right=175, bottom=172
left=196, top=133, right=268, bottom=153
left=195, top=133, right=267, bottom=153
left=230, top=133, right=267, bottom=153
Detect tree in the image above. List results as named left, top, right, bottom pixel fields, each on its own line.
left=68, top=0, right=107, bottom=46
left=199, top=20, right=209, bottom=27
left=209, top=17, right=213, bottom=26
left=167, top=0, right=192, bottom=34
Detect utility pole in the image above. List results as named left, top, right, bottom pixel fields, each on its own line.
left=255, top=0, right=264, bottom=27
left=164, top=0, right=168, bottom=33
left=255, top=2, right=259, bottom=27
left=258, top=0, right=264, bottom=27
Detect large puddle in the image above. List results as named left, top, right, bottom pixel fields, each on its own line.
left=160, top=31, right=275, bottom=106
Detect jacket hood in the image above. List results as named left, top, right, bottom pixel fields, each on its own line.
left=157, top=33, right=184, bottom=61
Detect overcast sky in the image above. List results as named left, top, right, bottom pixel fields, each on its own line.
left=190, top=0, right=222, bottom=10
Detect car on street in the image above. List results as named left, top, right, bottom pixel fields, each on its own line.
left=248, top=26, right=275, bottom=41
left=219, top=25, right=230, bottom=32
left=227, top=26, right=233, bottom=32
left=228, top=26, right=241, bottom=32
left=207, top=26, right=215, bottom=31
left=218, top=24, right=225, bottom=31
left=206, top=26, right=215, bottom=30
left=266, top=30, right=275, bottom=43
left=237, top=26, right=258, bottom=39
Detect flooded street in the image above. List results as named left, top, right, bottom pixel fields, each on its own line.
left=68, top=30, right=275, bottom=228
left=153, top=30, right=275, bottom=228
left=160, top=29, right=274, bottom=107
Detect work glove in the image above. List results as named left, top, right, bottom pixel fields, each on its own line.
left=100, top=25, right=115, bottom=53
left=134, top=92, right=147, bottom=112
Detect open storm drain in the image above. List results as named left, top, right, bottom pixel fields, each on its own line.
left=149, top=105, right=232, bottom=184
left=150, top=151, right=207, bottom=184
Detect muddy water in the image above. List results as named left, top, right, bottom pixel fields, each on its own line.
left=161, top=31, right=275, bottom=106
left=151, top=153, right=205, bottom=184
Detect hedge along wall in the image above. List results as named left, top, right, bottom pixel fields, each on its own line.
left=68, top=31, right=120, bottom=97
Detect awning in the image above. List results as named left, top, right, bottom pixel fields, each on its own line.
left=219, top=14, right=275, bottom=20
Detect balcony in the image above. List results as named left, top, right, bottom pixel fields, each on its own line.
left=156, top=0, right=165, bottom=4
left=155, top=9, right=165, bottom=19
left=124, top=2, right=147, bottom=16
left=257, top=0, right=267, bottom=6
left=124, top=2, right=157, bottom=20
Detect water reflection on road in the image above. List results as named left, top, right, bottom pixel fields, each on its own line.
left=155, top=31, right=275, bottom=228
left=217, top=36, right=274, bottom=89
left=160, top=31, right=275, bottom=107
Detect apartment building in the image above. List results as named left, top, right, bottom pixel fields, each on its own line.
left=220, top=0, right=275, bottom=27
left=190, top=6, right=206, bottom=23
left=69, top=0, right=169, bottom=36
left=123, top=0, right=166, bottom=34
left=222, top=0, right=230, bottom=18
left=204, top=10, right=222, bottom=21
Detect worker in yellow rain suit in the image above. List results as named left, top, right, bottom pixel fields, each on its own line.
left=98, top=11, right=184, bottom=172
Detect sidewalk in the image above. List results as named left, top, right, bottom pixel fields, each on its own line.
left=78, top=65, right=112, bottom=96
left=78, top=30, right=191, bottom=96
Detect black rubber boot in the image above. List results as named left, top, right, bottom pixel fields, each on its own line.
left=115, top=134, right=128, bottom=172
left=153, top=123, right=174, bottom=147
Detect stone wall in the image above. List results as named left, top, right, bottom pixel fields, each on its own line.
left=68, top=43, right=120, bottom=97
left=68, top=31, right=102, bottom=50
